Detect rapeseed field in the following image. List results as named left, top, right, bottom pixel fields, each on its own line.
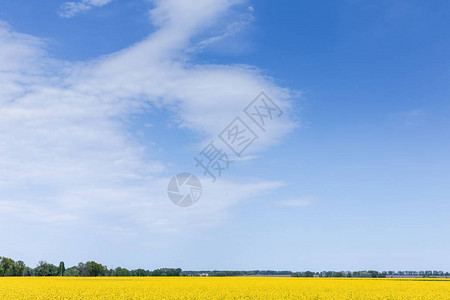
left=0, top=277, right=449, bottom=299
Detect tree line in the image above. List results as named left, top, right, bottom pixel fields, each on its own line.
left=293, top=270, right=450, bottom=278
left=183, top=270, right=292, bottom=277
left=180, top=270, right=450, bottom=278
left=0, top=256, right=181, bottom=277
left=2, top=256, right=448, bottom=277
left=293, top=271, right=386, bottom=278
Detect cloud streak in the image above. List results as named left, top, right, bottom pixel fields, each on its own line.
left=59, top=0, right=113, bottom=18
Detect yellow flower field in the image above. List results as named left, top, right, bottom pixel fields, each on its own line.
left=0, top=277, right=449, bottom=299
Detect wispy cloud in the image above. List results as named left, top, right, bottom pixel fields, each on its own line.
left=0, top=0, right=297, bottom=238
left=58, top=0, right=113, bottom=18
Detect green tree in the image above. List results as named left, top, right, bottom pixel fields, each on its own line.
left=86, top=261, right=105, bottom=277
left=64, top=266, right=80, bottom=277
left=0, top=257, right=15, bottom=275
left=4, top=266, right=15, bottom=276
left=77, top=262, right=87, bottom=276
left=34, top=261, right=58, bottom=276
left=115, top=267, right=131, bottom=276
left=14, top=260, right=26, bottom=276
left=58, top=262, right=65, bottom=276
left=303, top=271, right=314, bottom=277
left=368, top=270, right=379, bottom=278
left=132, top=269, right=148, bottom=276
left=150, top=269, right=163, bottom=276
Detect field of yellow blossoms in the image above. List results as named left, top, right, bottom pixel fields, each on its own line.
left=0, top=277, right=449, bottom=299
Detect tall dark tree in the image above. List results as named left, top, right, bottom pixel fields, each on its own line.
left=58, top=261, right=65, bottom=276
left=15, top=260, right=26, bottom=276
left=77, top=262, right=87, bottom=276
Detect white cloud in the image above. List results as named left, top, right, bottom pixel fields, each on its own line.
left=0, top=0, right=297, bottom=239
left=59, top=0, right=113, bottom=18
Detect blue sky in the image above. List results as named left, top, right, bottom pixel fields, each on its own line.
left=0, top=0, right=449, bottom=272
